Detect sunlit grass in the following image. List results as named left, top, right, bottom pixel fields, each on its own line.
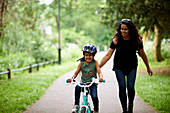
left=0, top=61, right=77, bottom=113
left=136, top=41, right=170, bottom=112
left=136, top=74, right=170, bottom=113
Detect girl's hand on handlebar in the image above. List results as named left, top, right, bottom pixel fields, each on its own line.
left=66, top=78, right=72, bottom=83
left=99, top=78, right=104, bottom=82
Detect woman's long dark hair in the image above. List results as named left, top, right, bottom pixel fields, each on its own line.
left=115, top=19, right=142, bottom=49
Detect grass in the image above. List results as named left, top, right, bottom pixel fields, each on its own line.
left=0, top=60, right=77, bottom=113
left=138, top=57, right=170, bottom=70
left=136, top=42, right=170, bottom=113
left=135, top=74, right=170, bottom=113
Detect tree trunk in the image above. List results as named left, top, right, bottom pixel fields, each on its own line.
left=0, top=0, right=8, bottom=38
left=143, top=30, right=151, bottom=45
left=153, top=24, right=164, bottom=62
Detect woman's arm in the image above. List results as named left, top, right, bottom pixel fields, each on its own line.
left=71, top=62, right=81, bottom=79
left=96, top=61, right=103, bottom=78
left=139, top=48, right=153, bottom=76
left=99, top=48, right=115, bottom=68
left=95, top=61, right=103, bottom=82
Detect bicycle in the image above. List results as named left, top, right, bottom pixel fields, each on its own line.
left=66, top=77, right=105, bottom=113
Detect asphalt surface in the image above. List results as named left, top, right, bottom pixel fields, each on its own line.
left=23, top=52, right=157, bottom=113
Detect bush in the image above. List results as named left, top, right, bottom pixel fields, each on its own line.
left=62, top=28, right=95, bottom=47
left=30, top=40, right=57, bottom=62
left=61, top=43, right=82, bottom=62
left=0, top=52, right=35, bottom=73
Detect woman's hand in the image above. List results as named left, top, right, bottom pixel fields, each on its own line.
left=147, top=68, right=153, bottom=76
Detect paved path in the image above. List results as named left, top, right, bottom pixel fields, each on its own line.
left=23, top=52, right=157, bottom=113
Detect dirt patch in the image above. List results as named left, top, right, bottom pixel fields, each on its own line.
left=137, top=68, right=170, bottom=76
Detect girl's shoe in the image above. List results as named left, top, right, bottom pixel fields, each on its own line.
left=127, top=104, right=133, bottom=113
left=72, top=105, right=79, bottom=113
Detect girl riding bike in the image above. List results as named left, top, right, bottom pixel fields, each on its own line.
left=67, top=44, right=104, bottom=113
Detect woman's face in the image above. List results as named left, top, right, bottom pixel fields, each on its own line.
left=120, top=24, right=130, bottom=38
left=84, top=52, right=94, bottom=63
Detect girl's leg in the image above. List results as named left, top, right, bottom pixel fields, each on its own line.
left=90, top=84, right=99, bottom=112
left=127, top=68, right=137, bottom=105
left=75, top=85, right=81, bottom=105
left=115, top=68, right=127, bottom=112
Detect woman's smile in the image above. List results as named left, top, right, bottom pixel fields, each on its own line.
left=121, top=24, right=130, bottom=38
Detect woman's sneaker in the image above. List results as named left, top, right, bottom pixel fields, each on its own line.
left=72, top=105, right=79, bottom=113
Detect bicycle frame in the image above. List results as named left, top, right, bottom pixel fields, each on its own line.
left=78, top=83, right=92, bottom=113
left=66, top=78, right=105, bottom=113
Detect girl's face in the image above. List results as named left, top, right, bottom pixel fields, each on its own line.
left=120, top=24, right=130, bottom=38
left=84, top=52, right=94, bottom=63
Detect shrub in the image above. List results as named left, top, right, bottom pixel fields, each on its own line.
left=0, top=52, right=35, bottom=73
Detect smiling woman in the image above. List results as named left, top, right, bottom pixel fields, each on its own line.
left=99, top=19, right=153, bottom=113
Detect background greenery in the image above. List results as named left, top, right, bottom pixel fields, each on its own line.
left=1, top=0, right=170, bottom=73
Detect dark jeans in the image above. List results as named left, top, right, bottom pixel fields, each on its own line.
left=114, top=68, right=137, bottom=112
left=74, top=84, right=99, bottom=112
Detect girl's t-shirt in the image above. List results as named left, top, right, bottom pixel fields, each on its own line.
left=110, top=37, right=143, bottom=75
left=81, top=60, right=97, bottom=83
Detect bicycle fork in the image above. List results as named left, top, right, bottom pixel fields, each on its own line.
left=78, top=87, right=92, bottom=113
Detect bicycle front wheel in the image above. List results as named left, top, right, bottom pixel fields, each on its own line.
left=80, top=108, right=86, bottom=113
left=80, top=108, right=91, bottom=113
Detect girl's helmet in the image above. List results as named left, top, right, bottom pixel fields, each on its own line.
left=82, top=44, right=97, bottom=56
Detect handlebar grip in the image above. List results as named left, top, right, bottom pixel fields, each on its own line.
left=66, top=79, right=72, bottom=83
left=91, top=77, right=106, bottom=83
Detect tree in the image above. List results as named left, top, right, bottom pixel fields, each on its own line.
left=100, top=0, right=170, bottom=61
left=0, top=0, right=8, bottom=39
left=46, top=0, right=106, bottom=46
left=128, top=0, right=170, bottom=61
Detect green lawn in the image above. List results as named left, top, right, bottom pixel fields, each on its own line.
left=136, top=53, right=170, bottom=113
left=0, top=61, right=77, bottom=113
left=136, top=74, right=170, bottom=113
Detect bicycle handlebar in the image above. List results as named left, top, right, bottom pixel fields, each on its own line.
left=66, top=77, right=105, bottom=88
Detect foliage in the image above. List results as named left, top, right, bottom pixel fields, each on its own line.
left=97, top=28, right=114, bottom=50
left=136, top=74, right=170, bottom=113
left=61, top=28, right=95, bottom=47
left=47, top=0, right=107, bottom=45
left=138, top=41, right=170, bottom=69
left=30, top=38, right=57, bottom=62
left=99, top=0, right=170, bottom=61
left=101, top=0, right=170, bottom=35
left=1, top=0, right=169, bottom=80
left=0, top=0, right=56, bottom=74
left=0, top=52, right=35, bottom=73
left=61, top=43, right=82, bottom=62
